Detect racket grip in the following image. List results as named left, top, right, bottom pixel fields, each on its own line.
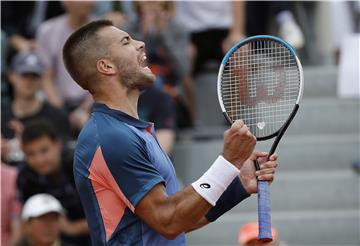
left=258, top=180, right=273, bottom=242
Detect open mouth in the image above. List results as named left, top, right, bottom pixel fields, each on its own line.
left=139, top=54, right=148, bottom=68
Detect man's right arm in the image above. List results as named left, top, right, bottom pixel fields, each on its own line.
left=135, top=183, right=211, bottom=239
left=134, top=120, right=256, bottom=239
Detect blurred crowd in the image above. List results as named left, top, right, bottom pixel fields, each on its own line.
left=1, top=1, right=359, bottom=246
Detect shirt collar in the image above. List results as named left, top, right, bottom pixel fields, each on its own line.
left=92, top=102, right=149, bottom=129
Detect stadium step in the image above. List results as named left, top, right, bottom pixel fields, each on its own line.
left=180, top=95, right=359, bottom=137
left=193, top=66, right=353, bottom=128
left=229, top=170, right=359, bottom=212
left=194, top=66, right=338, bottom=107
left=173, top=133, right=359, bottom=184
left=186, top=209, right=360, bottom=246
left=191, top=96, right=359, bottom=130
left=302, top=66, right=338, bottom=98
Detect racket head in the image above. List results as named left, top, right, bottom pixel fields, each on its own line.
left=217, top=35, right=304, bottom=141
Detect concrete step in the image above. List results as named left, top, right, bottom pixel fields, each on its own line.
left=180, top=99, right=360, bottom=137
left=194, top=68, right=357, bottom=127
left=173, top=134, right=359, bottom=185
left=195, top=66, right=337, bottom=100
left=291, top=98, right=359, bottom=135
left=230, top=170, right=359, bottom=212
left=192, top=96, right=359, bottom=131
left=302, top=66, right=338, bottom=98
left=186, top=209, right=360, bottom=246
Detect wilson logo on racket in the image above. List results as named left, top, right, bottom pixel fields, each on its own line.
left=235, top=64, right=287, bottom=106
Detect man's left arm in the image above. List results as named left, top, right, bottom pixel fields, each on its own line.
left=186, top=151, right=278, bottom=232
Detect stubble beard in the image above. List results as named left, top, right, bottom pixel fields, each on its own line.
left=115, top=58, right=156, bottom=91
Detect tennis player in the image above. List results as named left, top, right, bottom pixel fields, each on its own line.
left=63, top=20, right=278, bottom=246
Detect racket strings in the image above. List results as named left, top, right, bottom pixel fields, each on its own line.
left=221, top=39, right=300, bottom=138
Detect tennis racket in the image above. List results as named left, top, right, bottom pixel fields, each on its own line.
left=217, top=35, right=304, bottom=242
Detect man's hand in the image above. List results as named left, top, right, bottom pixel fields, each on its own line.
left=239, top=151, right=278, bottom=194
left=223, top=120, right=256, bottom=169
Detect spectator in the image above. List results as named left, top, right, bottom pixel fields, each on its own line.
left=1, top=162, right=22, bottom=246
left=1, top=1, right=64, bottom=52
left=124, top=1, right=195, bottom=126
left=175, top=1, right=246, bottom=75
left=246, top=2, right=304, bottom=49
left=239, top=222, right=282, bottom=246
left=36, top=1, right=95, bottom=131
left=93, top=1, right=128, bottom=28
left=139, top=87, right=176, bottom=155
left=17, top=120, right=90, bottom=246
left=16, top=194, right=75, bottom=246
left=2, top=51, right=71, bottom=140
left=1, top=52, right=71, bottom=165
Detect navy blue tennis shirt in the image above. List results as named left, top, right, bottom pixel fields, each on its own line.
left=73, top=102, right=185, bottom=246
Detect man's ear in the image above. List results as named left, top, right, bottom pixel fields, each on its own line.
left=96, top=59, right=116, bottom=75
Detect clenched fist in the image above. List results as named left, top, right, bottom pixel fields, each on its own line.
left=222, top=120, right=256, bottom=169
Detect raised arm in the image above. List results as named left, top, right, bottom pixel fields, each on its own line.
left=134, top=120, right=256, bottom=239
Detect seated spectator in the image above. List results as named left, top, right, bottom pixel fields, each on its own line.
left=139, top=87, right=176, bottom=155
left=124, top=1, right=195, bottom=126
left=36, top=1, right=96, bottom=132
left=239, top=222, right=281, bottom=246
left=1, top=52, right=71, bottom=165
left=2, top=51, right=71, bottom=139
left=16, top=194, right=75, bottom=246
left=1, top=162, right=22, bottom=246
left=17, top=120, right=90, bottom=246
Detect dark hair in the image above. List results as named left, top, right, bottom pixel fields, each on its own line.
left=21, top=119, right=59, bottom=145
left=63, top=20, right=113, bottom=92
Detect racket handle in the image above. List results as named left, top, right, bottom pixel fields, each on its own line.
left=258, top=180, right=273, bottom=242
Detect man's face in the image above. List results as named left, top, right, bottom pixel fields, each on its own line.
left=99, top=27, right=156, bottom=90
left=22, top=136, right=61, bottom=176
left=24, top=213, right=61, bottom=246
left=8, top=73, right=41, bottom=99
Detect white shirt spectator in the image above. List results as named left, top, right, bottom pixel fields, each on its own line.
left=37, top=15, right=89, bottom=105
left=174, top=1, right=232, bottom=33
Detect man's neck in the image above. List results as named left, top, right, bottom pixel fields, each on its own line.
left=12, top=96, right=42, bottom=118
left=93, top=84, right=140, bottom=119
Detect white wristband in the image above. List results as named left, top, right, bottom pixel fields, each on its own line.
left=192, top=155, right=240, bottom=206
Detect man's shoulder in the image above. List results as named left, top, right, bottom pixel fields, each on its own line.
left=77, top=113, right=143, bottom=152
left=90, top=111, right=142, bottom=139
